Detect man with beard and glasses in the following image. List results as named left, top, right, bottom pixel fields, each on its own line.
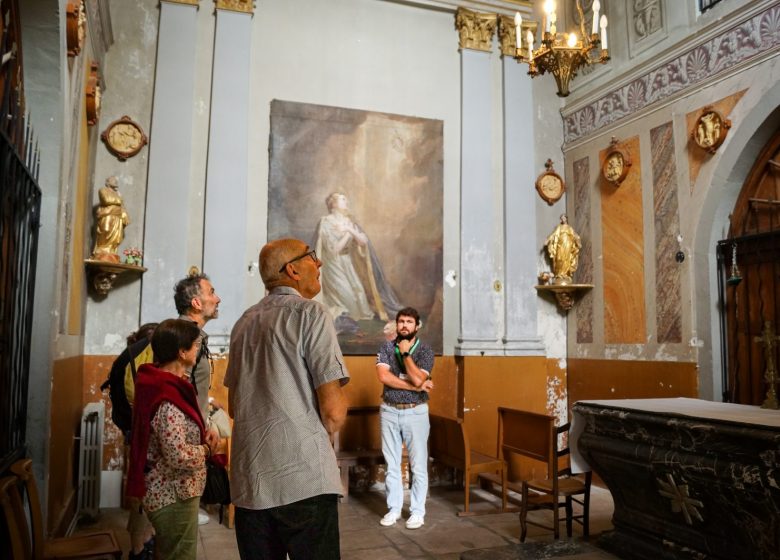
left=376, top=307, right=434, bottom=530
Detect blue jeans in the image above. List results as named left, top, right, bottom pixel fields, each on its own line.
left=380, top=402, right=430, bottom=517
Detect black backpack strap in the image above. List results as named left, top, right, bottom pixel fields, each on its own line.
left=130, top=350, right=138, bottom=379
left=190, top=336, right=209, bottom=393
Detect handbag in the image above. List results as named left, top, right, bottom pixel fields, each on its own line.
left=202, top=454, right=231, bottom=522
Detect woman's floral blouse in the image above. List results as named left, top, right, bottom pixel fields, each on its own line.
left=143, top=402, right=207, bottom=512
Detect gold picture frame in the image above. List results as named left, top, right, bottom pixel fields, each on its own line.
left=101, top=116, right=148, bottom=161
left=86, top=62, right=101, bottom=126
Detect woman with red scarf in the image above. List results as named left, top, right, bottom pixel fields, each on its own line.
left=126, top=319, right=214, bottom=559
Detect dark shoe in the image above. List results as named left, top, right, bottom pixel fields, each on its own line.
left=128, top=537, right=154, bottom=560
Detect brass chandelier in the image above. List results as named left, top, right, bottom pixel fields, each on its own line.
left=512, top=0, right=609, bottom=97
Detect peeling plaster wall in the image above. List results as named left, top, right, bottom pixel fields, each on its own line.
left=84, top=0, right=158, bottom=355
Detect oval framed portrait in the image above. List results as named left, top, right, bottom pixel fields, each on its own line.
left=101, top=116, right=148, bottom=161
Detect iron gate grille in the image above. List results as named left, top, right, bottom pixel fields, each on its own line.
left=0, top=126, right=41, bottom=473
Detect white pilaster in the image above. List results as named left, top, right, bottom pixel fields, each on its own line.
left=455, top=49, right=503, bottom=356
left=202, top=8, right=252, bottom=349
left=502, top=57, right=544, bottom=355
left=141, top=1, right=199, bottom=322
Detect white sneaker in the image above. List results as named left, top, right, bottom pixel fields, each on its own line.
left=379, top=511, right=400, bottom=526
left=406, top=513, right=424, bottom=529
left=198, top=512, right=210, bottom=525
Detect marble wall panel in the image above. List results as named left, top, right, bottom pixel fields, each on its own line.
left=651, top=122, right=683, bottom=344
left=601, top=136, right=646, bottom=344
left=573, top=156, right=594, bottom=343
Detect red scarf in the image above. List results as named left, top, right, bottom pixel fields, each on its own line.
left=126, top=363, right=205, bottom=498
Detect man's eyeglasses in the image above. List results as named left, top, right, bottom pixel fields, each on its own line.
left=279, top=249, right=318, bottom=273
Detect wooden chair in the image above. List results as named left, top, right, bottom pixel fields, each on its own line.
left=334, top=406, right=385, bottom=503
left=10, top=458, right=122, bottom=560
left=1, top=475, right=27, bottom=560
left=496, top=407, right=591, bottom=541
left=428, top=413, right=505, bottom=515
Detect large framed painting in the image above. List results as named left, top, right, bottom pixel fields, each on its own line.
left=268, top=100, right=443, bottom=354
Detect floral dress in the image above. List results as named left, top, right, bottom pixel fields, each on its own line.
left=142, top=402, right=207, bottom=512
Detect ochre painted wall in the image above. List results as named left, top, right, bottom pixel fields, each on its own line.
left=49, top=357, right=85, bottom=534
left=568, top=358, right=698, bottom=405
left=462, top=356, right=565, bottom=458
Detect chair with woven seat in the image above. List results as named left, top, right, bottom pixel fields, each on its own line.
left=497, top=407, right=591, bottom=541
left=10, top=458, right=122, bottom=560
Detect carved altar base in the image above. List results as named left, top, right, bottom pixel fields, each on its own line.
left=572, top=398, right=780, bottom=560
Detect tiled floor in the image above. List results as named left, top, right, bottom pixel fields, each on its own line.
left=88, top=484, right=618, bottom=559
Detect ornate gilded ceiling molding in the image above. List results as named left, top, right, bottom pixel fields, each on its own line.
left=160, top=0, right=199, bottom=6
left=215, top=0, right=254, bottom=13
left=497, top=14, right=537, bottom=57
left=455, top=8, right=497, bottom=52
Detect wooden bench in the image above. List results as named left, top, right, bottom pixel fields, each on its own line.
left=334, top=406, right=385, bottom=502
left=428, top=413, right=505, bottom=516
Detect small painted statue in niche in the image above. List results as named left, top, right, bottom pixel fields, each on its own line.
left=545, top=214, right=581, bottom=284
left=91, top=175, right=130, bottom=263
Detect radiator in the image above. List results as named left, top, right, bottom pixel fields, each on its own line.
left=77, top=401, right=105, bottom=519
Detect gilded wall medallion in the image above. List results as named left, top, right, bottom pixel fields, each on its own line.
left=101, top=116, right=148, bottom=161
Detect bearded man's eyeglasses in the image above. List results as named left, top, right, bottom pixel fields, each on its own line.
left=279, top=249, right=318, bottom=273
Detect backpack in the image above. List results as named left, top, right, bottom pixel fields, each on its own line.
left=101, top=334, right=209, bottom=435
left=101, top=338, right=155, bottom=436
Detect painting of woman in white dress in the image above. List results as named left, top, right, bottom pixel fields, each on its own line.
left=267, top=99, right=443, bottom=354
left=314, top=192, right=403, bottom=334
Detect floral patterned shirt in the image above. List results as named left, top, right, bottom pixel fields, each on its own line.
left=143, top=401, right=207, bottom=512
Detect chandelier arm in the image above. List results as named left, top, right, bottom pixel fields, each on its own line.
left=576, top=0, right=588, bottom=45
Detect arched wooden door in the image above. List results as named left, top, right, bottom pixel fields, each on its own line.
left=719, top=128, right=780, bottom=405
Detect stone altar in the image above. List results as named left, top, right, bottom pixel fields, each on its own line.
left=572, top=398, right=780, bottom=560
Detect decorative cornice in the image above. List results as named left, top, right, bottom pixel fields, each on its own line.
left=161, top=0, right=199, bottom=6
left=387, top=0, right=532, bottom=17
left=455, top=8, right=497, bottom=52
left=562, top=3, right=780, bottom=145
left=215, top=0, right=253, bottom=14
left=497, top=14, right=537, bottom=57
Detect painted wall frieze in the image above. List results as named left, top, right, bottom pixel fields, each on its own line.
left=562, top=4, right=780, bottom=144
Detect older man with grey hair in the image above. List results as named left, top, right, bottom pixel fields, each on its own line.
left=226, top=238, right=349, bottom=560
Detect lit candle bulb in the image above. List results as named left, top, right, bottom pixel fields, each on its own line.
left=600, top=15, right=608, bottom=49
left=514, top=12, right=522, bottom=50
left=592, top=0, right=600, bottom=36
left=550, top=11, right=557, bottom=36
left=567, top=32, right=577, bottom=48
left=526, top=29, right=534, bottom=59
left=543, top=0, right=554, bottom=32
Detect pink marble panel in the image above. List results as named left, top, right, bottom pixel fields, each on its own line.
left=573, top=156, right=593, bottom=343
left=651, top=122, right=682, bottom=343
